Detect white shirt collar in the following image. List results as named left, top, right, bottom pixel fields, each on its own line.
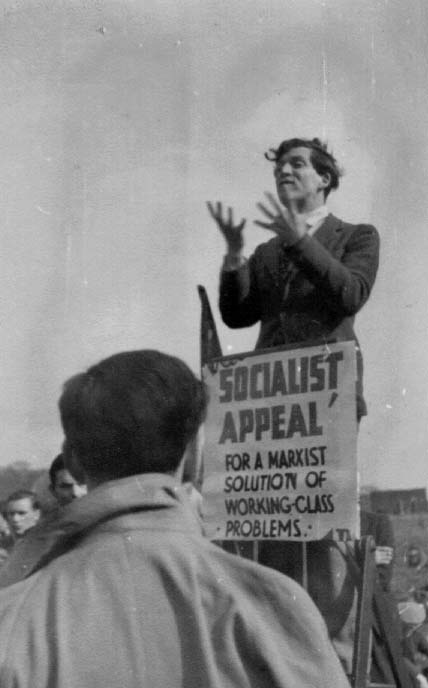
left=305, top=205, right=329, bottom=235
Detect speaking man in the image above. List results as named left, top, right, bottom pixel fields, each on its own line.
left=0, top=349, right=348, bottom=688
left=207, top=138, right=380, bottom=659
left=208, top=137, right=379, bottom=421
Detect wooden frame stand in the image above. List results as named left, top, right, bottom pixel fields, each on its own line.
left=351, top=536, right=412, bottom=688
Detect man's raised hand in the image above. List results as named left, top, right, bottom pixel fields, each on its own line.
left=207, top=201, right=246, bottom=255
left=254, top=192, right=306, bottom=245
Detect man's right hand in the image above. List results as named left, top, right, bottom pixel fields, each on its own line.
left=254, top=192, right=307, bottom=245
left=207, top=201, right=246, bottom=256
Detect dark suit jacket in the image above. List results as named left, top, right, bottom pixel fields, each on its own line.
left=219, top=214, right=380, bottom=418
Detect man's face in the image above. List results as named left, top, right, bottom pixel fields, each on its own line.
left=407, top=546, right=422, bottom=568
left=274, top=146, right=328, bottom=209
left=51, top=469, right=87, bottom=506
left=5, top=498, right=40, bottom=538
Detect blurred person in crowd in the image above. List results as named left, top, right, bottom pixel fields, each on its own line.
left=49, top=453, right=87, bottom=506
left=406, top=544, right=428, bottom=573
left=0, top=456, right=86, bottom=587
left=4, top=491, right=40, bottom=541
left=0, top=491, right=41, bottom=578
left=0, top=349, right=349, bottom=688
left=0, top=514, right=13, bottom=563
left=0, top=516, right=12, bottom=567
left=399, top=602, right=428, bottom=688
left=402, top=544, right=428, bottom=602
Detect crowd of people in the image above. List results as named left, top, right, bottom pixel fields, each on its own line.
left=0, top=136, right=422, bottom=686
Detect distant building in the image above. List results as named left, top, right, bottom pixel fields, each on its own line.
left=368, top=488, right=428, bottom=515
left=359, top=486, right=376, bottom=513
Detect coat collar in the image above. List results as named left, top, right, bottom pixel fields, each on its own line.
left=0, top=475, right=204, bottom=585
left=311, top=213, right=343, bottom=244
left=24, top=474, right=202, bottom=574
left=56, top=473, right=202, bottom=537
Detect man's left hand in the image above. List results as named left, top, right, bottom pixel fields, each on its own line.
left=254, top=192, right=307, bottom=246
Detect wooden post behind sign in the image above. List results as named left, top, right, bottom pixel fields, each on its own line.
left=301, top=543, right=308, bottom=591
left=350, top=536, right=413, bottom=688
left=352, top=536, right=378, bottom=687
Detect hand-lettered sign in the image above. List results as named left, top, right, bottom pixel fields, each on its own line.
left=202, top=342, right=359, bottom=542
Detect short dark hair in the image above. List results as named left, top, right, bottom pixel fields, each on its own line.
left=49, top=454, right=66, bottom=487
left=6, top=490, right=40, bottom=510
left=265, top=137, right=342, bottom=197
left=49, top=453, right=86, bottom=487
left=59, top=350, right=207, bottom=482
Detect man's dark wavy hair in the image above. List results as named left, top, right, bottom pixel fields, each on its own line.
left=265, top=137, right=342, bottom=198
left=59, top=350, right=208, bottom=482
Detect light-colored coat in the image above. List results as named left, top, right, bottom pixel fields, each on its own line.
left=0, top=473, right=349, bottom=688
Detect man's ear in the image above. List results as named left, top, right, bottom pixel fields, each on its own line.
left=319, top=171, right=331, bottom=192
left=178, top=425, right=205, bottom=489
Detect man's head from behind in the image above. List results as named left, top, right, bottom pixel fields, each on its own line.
left=49, top=454, right=87, bottom=506
left=59, top=350, right=207, bottom=486
left=5, top=490, right=40, bottom=538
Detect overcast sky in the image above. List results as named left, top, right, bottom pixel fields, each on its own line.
left=0, top=0, right=427, bottom=489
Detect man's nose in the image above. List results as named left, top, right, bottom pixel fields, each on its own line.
left=71, top=484, right=84, bottom=498
left=278, top=161, right=292, bottom=175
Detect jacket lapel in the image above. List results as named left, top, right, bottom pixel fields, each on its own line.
left=312, top=213, right=343, bottom=248
left=262, top=213, right=343, bottom=291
